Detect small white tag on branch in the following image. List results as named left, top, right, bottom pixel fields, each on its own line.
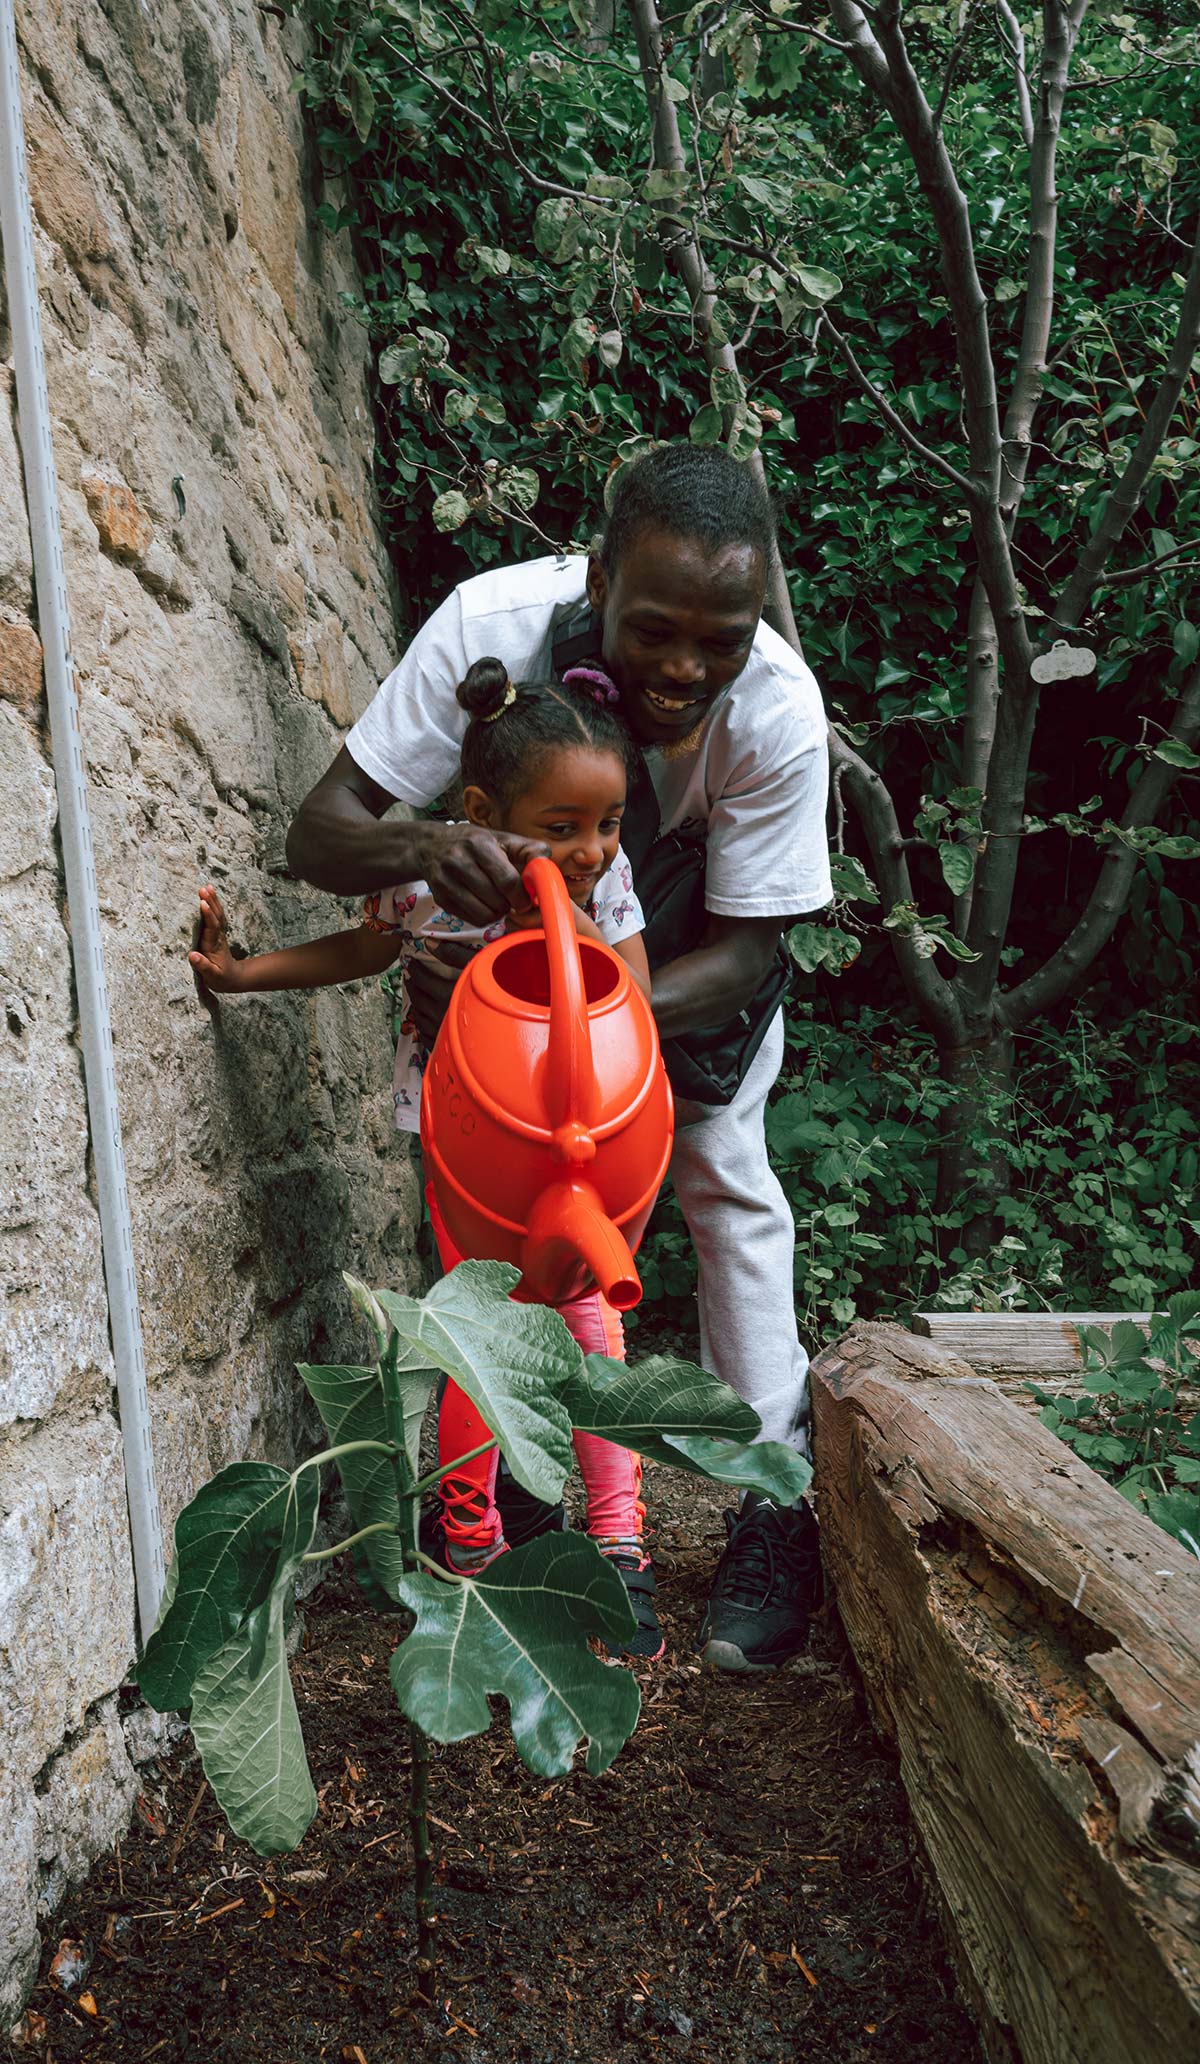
left=1031, top=640, right=1097, bottom=685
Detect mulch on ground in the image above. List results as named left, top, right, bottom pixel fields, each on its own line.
left=9, top=1464, right=981, bottom=2064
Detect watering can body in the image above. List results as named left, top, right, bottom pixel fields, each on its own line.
left=421, top=858, right=673, bottom=1310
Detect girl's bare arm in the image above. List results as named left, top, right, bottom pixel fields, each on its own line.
left=190, top=885, right=401, bottom=995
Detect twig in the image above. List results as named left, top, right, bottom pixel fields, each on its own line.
left=409, top=1719, right=437, bottom=2003
left=1100, top=544, right=1200, bottom=587
left=165, top=1781, right=207, bottom=1873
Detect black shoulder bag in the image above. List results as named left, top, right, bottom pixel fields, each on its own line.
left=550, top=603, right=791, bottom=1106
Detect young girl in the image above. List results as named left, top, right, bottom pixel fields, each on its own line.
left=190, top=658, right=664, bottom=1659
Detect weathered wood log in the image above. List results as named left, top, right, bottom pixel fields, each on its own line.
left=811, top=1322, right=1200, bottom=2064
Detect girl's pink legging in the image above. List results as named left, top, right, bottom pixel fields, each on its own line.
left=428, top=1192, right=644, bottom=1554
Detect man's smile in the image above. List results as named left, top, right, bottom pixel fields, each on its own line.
left=643, top=686, right=706, bottom=714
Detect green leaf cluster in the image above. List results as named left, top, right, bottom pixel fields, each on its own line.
left=1030, top=1295, right=1200, bottom=1551
left=138, top=1263, right=811, bottom=1855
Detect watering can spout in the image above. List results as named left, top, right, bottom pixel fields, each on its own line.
left=519, top=1180, right=643, bottom=1313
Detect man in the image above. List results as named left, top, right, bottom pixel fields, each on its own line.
left=287, top=445, right=832, bottom=1670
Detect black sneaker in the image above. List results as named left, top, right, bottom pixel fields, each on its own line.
left=601, top=1549, right=666, bottom=1662
left=696, top=1494, right=821, bottom=1672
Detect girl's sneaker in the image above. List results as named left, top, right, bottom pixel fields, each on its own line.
left=445, top=1534, right=509, bottom=1575
left=599, top=1546, right=666, bottom=1661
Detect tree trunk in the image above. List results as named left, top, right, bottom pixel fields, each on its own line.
left=934, top=1023, right=1012, bottom=1252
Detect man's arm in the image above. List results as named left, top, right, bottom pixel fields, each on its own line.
left=285, top=747, right=426, bottom=893
left=285, top=746, right=547, bottom=925
left=651, top=914, right=784, bottom=1038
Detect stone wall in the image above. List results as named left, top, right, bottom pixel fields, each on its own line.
left=0, top=0, right=417, bottom=2014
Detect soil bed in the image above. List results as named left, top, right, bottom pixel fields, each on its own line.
left=11, top=1461, right=980, bottom=2064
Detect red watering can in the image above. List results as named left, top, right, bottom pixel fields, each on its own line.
left=421, top=857, right=673, bottom=1310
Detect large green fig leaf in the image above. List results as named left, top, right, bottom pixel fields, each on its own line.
left=138, top=1463, right=318, bottom=1710
left=189, top=1579, right=316, bottom=1855
left=565, top=1352, right=759, bottom=1446
left=339, top=1275, right=438, bottom=1478
left=375, top=1262, right=579, bottom=1502
left=391, top=1532, right=639, bottom=1776
left=296, top=1358, right=426, bottom=1600
left=660, top=1434, right=812, bottom=1504
left=564, top=1353, right=811, bottom=1502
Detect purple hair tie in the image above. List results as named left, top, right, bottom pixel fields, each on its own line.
left=563, top=662, right=620, bottom=707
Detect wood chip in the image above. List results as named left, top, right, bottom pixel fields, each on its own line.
left=790, top=1945, right=818, bottom=1987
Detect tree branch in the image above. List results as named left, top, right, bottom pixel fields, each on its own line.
left=953, top=3, right=1089, bottom=991
left=994, top=0, right=1033, bottom=149
left=627, top=0, right=802, bottom=646
left=815, top=311, right=977, bottom=497
left=829, top=732, right=967, bottom=1041
left=1001, top=661, right=1200, bottom=1028
left=996, top=2, right=1087, bottom=536
left=955, top=576, right=1000, bottom=929
left=829, top=0, right=1031, bottom=1016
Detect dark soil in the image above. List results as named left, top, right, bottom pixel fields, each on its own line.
left=9, top=1469, right=981, bottom=2064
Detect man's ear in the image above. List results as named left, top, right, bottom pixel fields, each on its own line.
left=463, top=785, right=498, bottom=828
left=586, top=552, right=608, bottom=614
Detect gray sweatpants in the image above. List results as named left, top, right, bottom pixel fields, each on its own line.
left=669, top=1011, right=810, bottom=1456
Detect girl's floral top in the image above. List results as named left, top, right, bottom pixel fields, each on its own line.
left=363, top=842, right=644, bottom=1133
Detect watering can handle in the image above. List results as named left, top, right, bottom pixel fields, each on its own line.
left=522, top=856, right=598, bottom=1162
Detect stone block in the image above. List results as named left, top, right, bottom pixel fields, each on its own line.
left=135, top=540, right=193, bottom=609
left=0, top=378, right=34, bottom=612
left=0, top=615, right=44, bottom=711
left=0, top=706, right=56, bottom=882
left=35, top=1697, right=138, bottom=1901
left=235, top=74, right=301, bottom=327
left=80, top=471, right=154, bottom=562
left=0, top=1414, right=136, bottom=1777
left=0, top=1763, right=38, bottom=2022
left=294, top=613, right=355, bottom=728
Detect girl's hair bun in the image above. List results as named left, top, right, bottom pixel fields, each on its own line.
left=456, top=656, right=512, bottom=719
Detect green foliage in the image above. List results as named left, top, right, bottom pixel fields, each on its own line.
left=285, top=0, right=1198, bottom=975
left=636, top=1000, right=1199, bottom=1345
left=137, top=1264, right=811, bottom=1860
left=291, top=0, right=1199, bottom=1315
left=1029, top=1296, right=1200, bottom=1551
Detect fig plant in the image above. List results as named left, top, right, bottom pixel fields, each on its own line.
left=135, top=1261, right=810, bottom=1997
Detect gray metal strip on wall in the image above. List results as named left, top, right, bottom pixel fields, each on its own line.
left=0, top=0, right=165, bottom=1632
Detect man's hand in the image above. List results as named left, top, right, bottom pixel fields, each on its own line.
left=189, top=886, right=245, bottom=994
left=284, top=747, right=549, bottom=914
left=420, top=822, right=549, bottom=927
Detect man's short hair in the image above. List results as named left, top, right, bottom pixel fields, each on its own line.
left=598, top=444, right=777, bottom=575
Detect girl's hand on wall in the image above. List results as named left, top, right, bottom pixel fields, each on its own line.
left=189, top=885, right=245, bottom=994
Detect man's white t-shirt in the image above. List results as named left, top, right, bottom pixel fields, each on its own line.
left=346, top=554, right=832, bottom=920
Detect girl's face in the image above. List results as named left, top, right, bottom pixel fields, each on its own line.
left=465, top=745, right=627, bottom=906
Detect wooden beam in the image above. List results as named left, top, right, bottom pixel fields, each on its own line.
left=811, top=1322, right=1200, bottom=2064
left=912, top=1310, right=1158, bottom=1374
